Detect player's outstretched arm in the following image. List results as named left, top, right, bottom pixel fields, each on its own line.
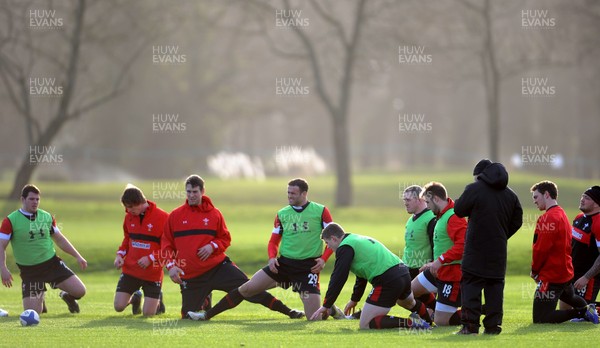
left=52, top=232, right=87, bottom=270
left=576, top=251, right=600, bottom=289
left=0, top=239, right=13, bottom=287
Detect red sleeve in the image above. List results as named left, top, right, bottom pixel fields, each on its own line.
left=268, top=233, right=282, bottom=259
left=322, top=207, right=333, bottom=224
left=49, top=216, right=60, bottom=235
left=268, top=214, right=283, bottom=258
left=531, top=214, right=554, bottom=274
left=211, top=211, right=231, bottom=252
left=321, top=246, right=333, bottom=262
left=153, top=212, right=168, bottom=261
left=273, top=214, right=281, bottom=229
left=161, top=216, right=177, bottom=269
left=319, top=207, right=334, bottom=261
left=117, top=220, right=129, bottom=256
left=593, top=215, right=600, bottom=246
left=0, top=217, right=13, bottom=236
left=440, top=215, right=466, bottom=264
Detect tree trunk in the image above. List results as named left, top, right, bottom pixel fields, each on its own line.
left=333, top=115, right=352, bottom=206
left=5, top=0, right=85, bottom=201
left=482, top=0, right=500, bottom=161
left=7, top=116, right=69, bottom=200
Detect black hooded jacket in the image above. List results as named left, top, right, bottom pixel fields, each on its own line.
left=454, top=163, right=523, bottom=278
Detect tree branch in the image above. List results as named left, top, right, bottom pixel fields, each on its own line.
left=283, top=0, right=337, bottom=118
left=309, top=0, right=349, bottom=48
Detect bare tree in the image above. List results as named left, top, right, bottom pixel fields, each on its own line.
left=241, top=0, right=367, bottom=206
left=451, top=0, right=572, bottom=161
left=0, top=0, right=171, bottom=200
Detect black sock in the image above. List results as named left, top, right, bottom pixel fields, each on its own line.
left=206, top=288, right=245, bottom=319
left=63, top=293, right=80, bottom=301
left=449, top=309, right=462, bottom=325
left=369, top=315, right=408, bottom=329
left=261, top=296, right=292, bottom=315
left=576, top=305, right=589, bottom=318
left=410, top=300, right=432, bottom=323
left=418, top=293, right=436, bottom=310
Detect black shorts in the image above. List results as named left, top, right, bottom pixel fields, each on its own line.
left=365, top=265, right=412, bottom=308
left=116, top=273, right=162, bottom=299
left=17, top=255, right=75, bottom=299
left=180, top=257, right=250, bottom=316
left=262, top=256, right=320, bottom=295
left=572, top=275, right=600, bottom=303
left=420, top=268, right=461, bottom=308
left=533, top=280, right=588, bottom=323
left=408, top=267, right=420, bottom=280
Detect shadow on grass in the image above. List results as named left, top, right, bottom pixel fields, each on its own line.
left=75, top=315, right=368, bottom=338
left=512, top=322, right=600, bottom=335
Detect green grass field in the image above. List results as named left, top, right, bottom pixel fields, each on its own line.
left=0, top=173, right=598, bottom=347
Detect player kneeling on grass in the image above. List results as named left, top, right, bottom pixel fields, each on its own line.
left=309, top=223, right=432, bottom=330
left=166, top=175, right=301, bottom=320
left=0, top=184, right=86, bottom=314
left=411, top=182, right=467, bottom=329
left=114, top=184, right=168, bottom=316
left=187, top=178, right=339, bottom=321
left=530, top=181, right=598, bottom=324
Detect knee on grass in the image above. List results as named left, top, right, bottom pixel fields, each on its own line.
left=114, top=302, right=127, bottom=312
left=70, top=286, right=86, bottom=299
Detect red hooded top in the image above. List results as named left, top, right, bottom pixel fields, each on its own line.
left=117, top=200, right=168, bottom=282
left=531, top=205, right=574, bottom=284
left=162, top=195, right=230, bottom=279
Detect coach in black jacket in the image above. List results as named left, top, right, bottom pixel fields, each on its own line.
left=454, top=160, right=523, bottom=335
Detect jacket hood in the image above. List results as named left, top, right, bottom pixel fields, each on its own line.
left=478, top=162, right=509, bottom=190
left=201, top=195, right=215, bottom=211
left=186, top=195, right=215, bottom=212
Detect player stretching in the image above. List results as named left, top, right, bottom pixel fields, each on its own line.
left=113, top=184, right=168, bottom=316
left=411, top=182, right=467, bottom=328
left=188, top=178, right=343, bottom=321
left=560, top=186, right=600, bottom=317
left=163, top=175, right=301, bottom=319
left=310, top=223, right=431, bottom=330
left=530, top=181, right=598, bottom=324
left=1, top=185, right=86, bottom=314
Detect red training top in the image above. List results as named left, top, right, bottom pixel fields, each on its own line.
left=436, top=199, right=466, bottom=282
left=117, top=200, right=168, bottom=282
left=162, top=195, right=230, bottom=280
left=532, top=205, right=574, bottom=284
